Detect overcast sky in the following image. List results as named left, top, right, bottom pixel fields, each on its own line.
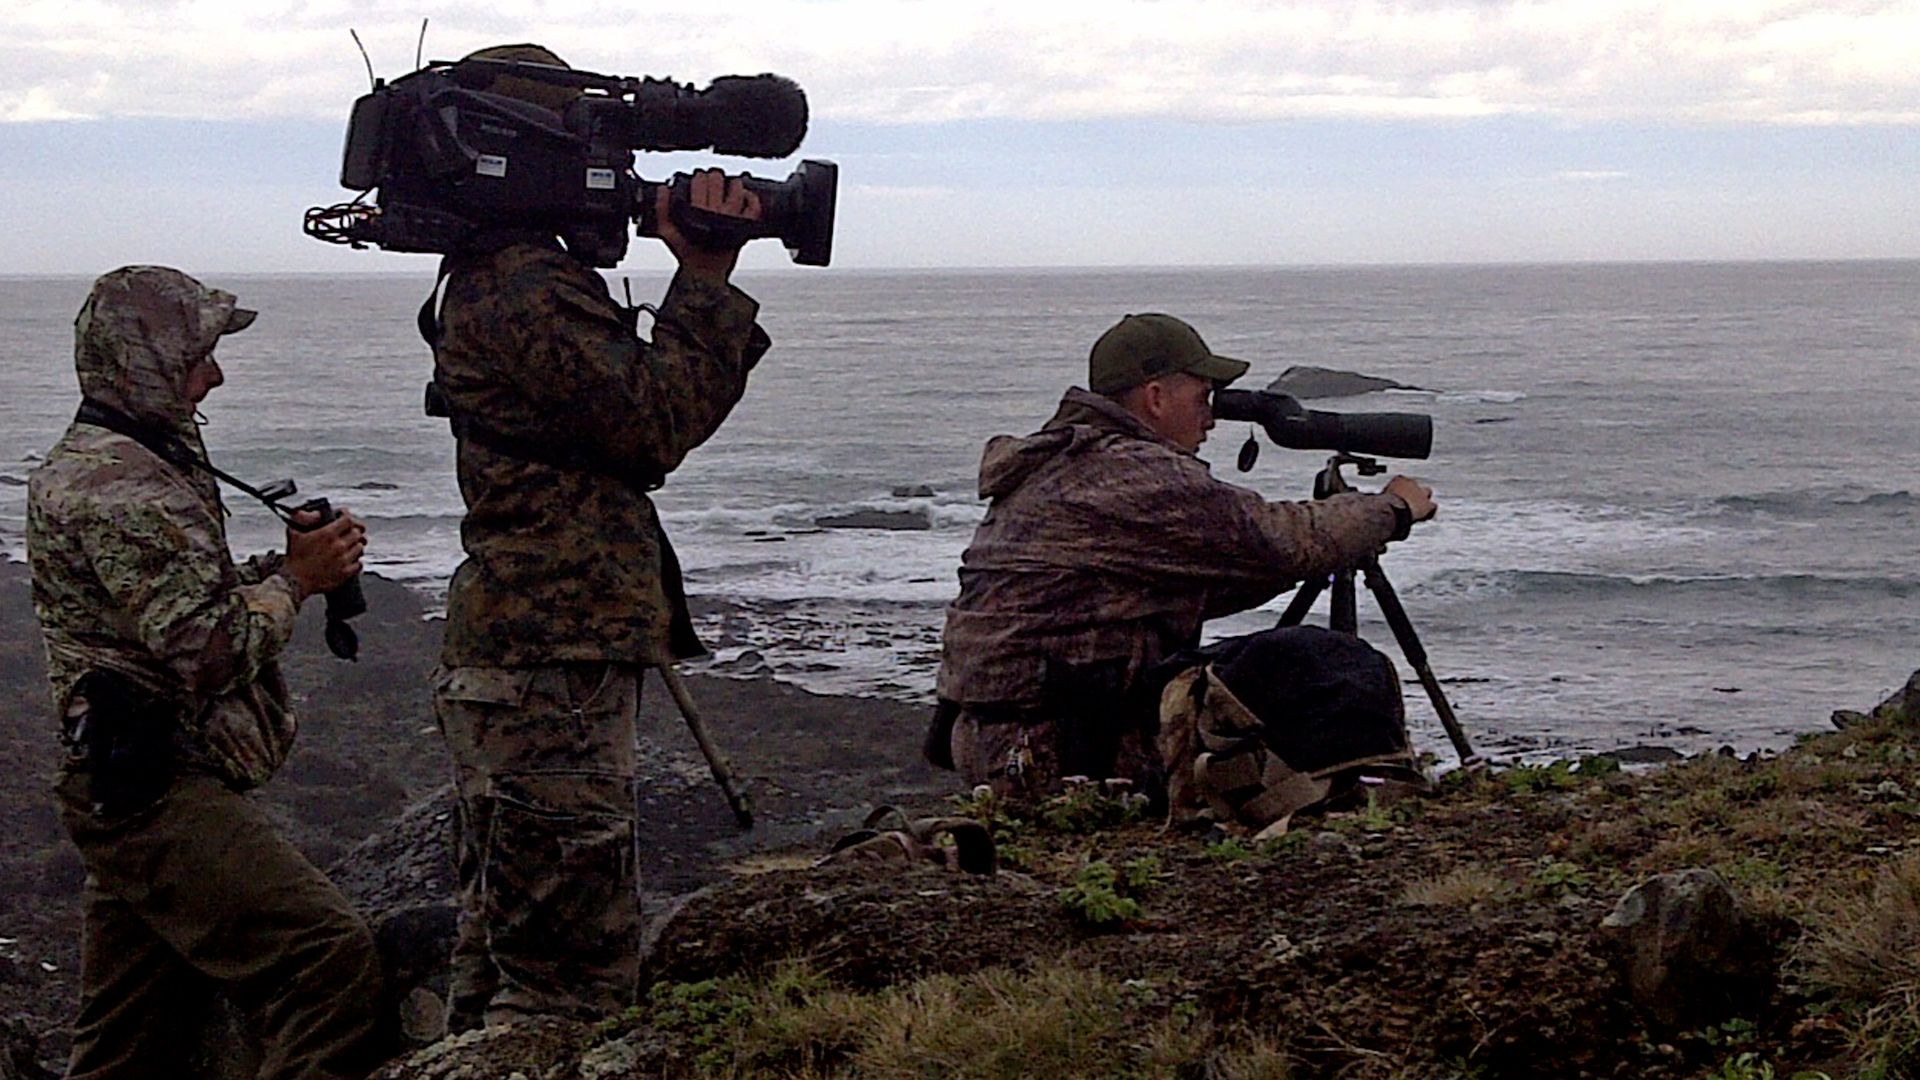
left=2, top=0, right=1916, bottom=273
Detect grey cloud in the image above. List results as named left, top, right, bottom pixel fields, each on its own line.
left=2, top=1, right=1917, bottom=126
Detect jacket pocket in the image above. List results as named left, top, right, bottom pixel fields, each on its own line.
left=196, top=663, right=297, bottom=792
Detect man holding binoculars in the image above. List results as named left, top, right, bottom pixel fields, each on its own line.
left=28, top=266, right=381, bottom=1079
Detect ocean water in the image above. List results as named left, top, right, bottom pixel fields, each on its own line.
left=2, top=262, right=1916, bottom=763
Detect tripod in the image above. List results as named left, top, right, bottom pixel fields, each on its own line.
left=1276, top=453, right=1481, bottom=768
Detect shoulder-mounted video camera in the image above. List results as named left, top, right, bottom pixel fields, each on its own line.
left=304, top=57, right=837, bottom=268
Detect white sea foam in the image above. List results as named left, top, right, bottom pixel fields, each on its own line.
left=1435, top=389, right=1528, bottom=404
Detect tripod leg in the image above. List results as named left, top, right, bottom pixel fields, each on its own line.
left=658, top=666, right=756, bottom=829
left=1330, top=570, right=1358, bottom=634
left=1277, top=575, right=1326, bottom=627
left=1356, top=559, right=1480, bottom=767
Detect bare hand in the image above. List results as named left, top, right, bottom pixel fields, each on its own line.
left=1383, top=475, right=1437, bottom=522
left=655, top=168, right=764, bottom=282
left=284, top=510, right=367, bottom=602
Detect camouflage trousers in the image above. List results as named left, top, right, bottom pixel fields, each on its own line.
left=56, top=770, right=386, bottom=1080
left=950, top=707, right=1159, bottom=805
left=432, top=662, right=640, bottom=1031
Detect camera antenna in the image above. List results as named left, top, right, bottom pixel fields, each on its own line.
left=349, top=29, right=376, bottom=89
left=415, top=18, right=429, bottom=71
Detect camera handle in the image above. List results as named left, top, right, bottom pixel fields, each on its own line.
left=1278, top=454, right=1481, bottom=768
left=634, top=161, right=838, bottom=267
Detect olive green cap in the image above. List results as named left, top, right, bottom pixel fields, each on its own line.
left=462, top=43, right=576, bottom=114
left=1088, top=313, right=1250, bottom=395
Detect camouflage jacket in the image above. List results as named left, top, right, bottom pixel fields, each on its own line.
left=28, top=266, right=301, bottom=790
left=434, top=241, right=768, bottom=667
left=936, top=387, right=1403, bottom=707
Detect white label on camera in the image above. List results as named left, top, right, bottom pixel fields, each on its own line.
left=585, top=167, right=616, bottom=191
left=476, top=154, right=507, bottom=178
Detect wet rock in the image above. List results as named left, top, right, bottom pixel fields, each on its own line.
left=813, top=508, right=933, bottom=531
left=322, top=790, right=460, bottom=1049
left=710, top=649, right=772, bottom=677
left=1, top=1014, right=51, bottom=1080
left=397, top=987, right=447, bottom=1046
left=1598, top=869, right=1773, bottom=1030
left=372, top=1016, right=592, bottom=1080
left=1264, top=366, right=1420, bottom=400
left=646, top=863, right=1067, bottom=990
left=1610, top=744, right=1684, bottom=765
left=1832, top=669, right=1920, bottom=729
left=370, top=903, right=459, bottom=1004
left=890, top=484, right=935, bottom=498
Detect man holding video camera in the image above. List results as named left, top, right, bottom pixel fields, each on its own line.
left=427, top=44, right=772, bottom=1031
left=931, top=313, right=1437, bottom=808
left=29, top=266, right=382, bottom=1079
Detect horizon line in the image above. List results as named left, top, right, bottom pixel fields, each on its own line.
left=3, top=254, right=1917, bottom=280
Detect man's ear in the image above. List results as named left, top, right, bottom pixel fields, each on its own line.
left=1137, top=377, right=1171, bottom=421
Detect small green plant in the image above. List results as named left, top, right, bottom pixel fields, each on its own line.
left=1059, top=860, right=1145, bottom=926
left=1440, top=1055, right=1491, bottom=1079
left=1530, top=858, right=1591, bottom=894
left=1707, top=1052, right=1774, bottom=1080
left=1205, top=837, right=1256, bottom=863
left=1577, top=753, right=1622, bottom=778
left=1719, top=856, right=1786, bottom=889
left=1037, top=783, right=1145, bottom=834
left=1689, top=1017, right=1758, bottom=1049
left=639, top=977, right=756, bottom=1071
left=998, top=842, right=1039, bottom=871
left=948, top=787, right=1024, bottom=837
left=1505, top=761, right=1576, bottom=794
left=1120, top=854, right=1165, bottom=891
left=1355, top=788, right=1402, bottom=832
left=1260, top=829, right=1312, bottom=856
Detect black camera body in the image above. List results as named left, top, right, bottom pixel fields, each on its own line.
left=308, top=58, right=837, bottom=267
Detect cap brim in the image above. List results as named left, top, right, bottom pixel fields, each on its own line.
left=222, top=307, right=258, bottom=334
left=1190, top=353, right=1249, bottom=386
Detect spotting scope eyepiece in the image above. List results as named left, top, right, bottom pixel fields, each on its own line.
left=1214, top=388, right=1432, bottom=460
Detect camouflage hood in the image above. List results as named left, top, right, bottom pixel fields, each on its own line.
left=976, top=387, right=1181, bottom=500
left=73, top=266, right=256, bottom=434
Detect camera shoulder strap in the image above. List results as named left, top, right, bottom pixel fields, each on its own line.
left=73, top=399, right=288, bottom=518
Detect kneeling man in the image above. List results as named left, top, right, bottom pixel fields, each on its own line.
left=932, top=313, right=1436, bottom=808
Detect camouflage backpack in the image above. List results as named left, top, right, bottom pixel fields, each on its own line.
left=1157, top=626, right=1427, bottom=837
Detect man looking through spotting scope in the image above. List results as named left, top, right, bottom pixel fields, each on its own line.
left=423, top=44, right=774, bottom=1030
left=931, top=313, right=1438, bottom=813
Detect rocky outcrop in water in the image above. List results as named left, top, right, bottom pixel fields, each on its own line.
left=1832, top=668, right=1920, bottom=729
left=814, top=508, right=933, bottom=530
left=1265, top=365, right=1422, bottom=399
